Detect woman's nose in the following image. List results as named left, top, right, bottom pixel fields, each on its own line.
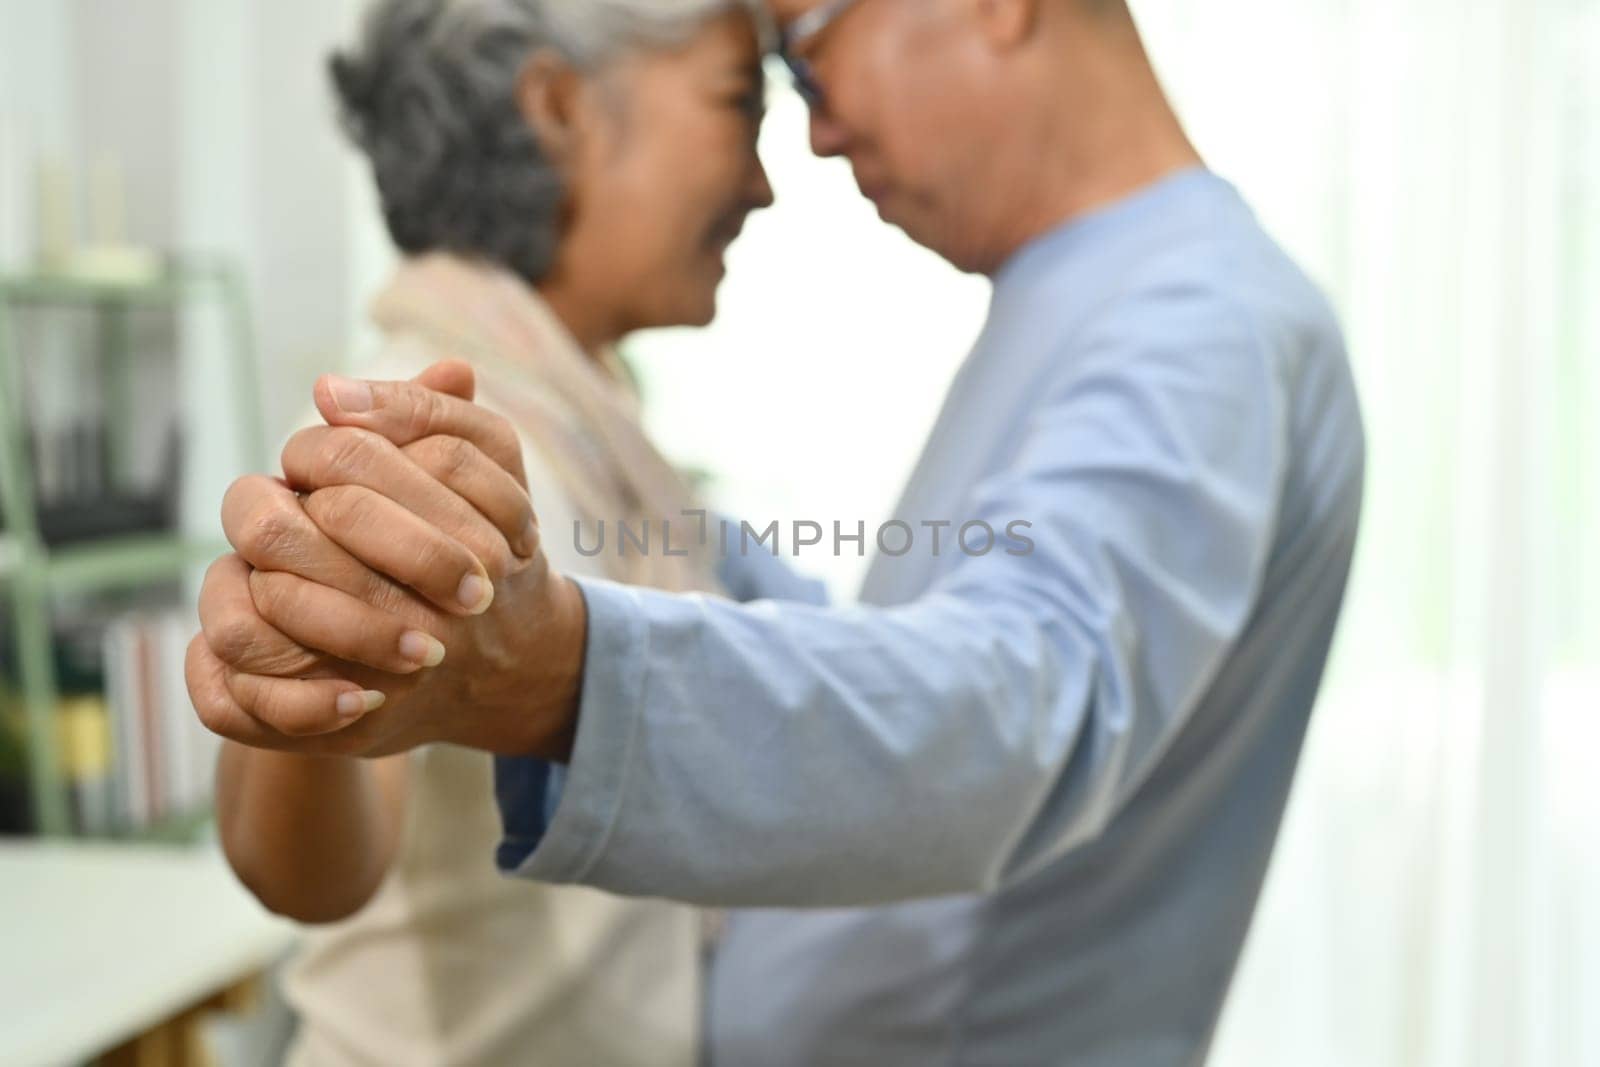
left=749, top=156, right=776, bottom=210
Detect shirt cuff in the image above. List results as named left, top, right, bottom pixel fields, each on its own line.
left=494, top=577, right=649, bottom=880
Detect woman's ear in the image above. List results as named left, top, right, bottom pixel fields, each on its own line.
left=516, top=49, right=584, bottom=163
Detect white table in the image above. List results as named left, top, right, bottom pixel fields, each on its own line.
left=0, top=839, right=295, bottom=1067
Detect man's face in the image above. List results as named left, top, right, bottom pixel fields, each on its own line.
left=769, top=0, right=1006, bottom=272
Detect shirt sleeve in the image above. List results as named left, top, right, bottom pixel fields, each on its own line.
left=496, top=288, right=1291, bottom=906
left=495, top=509, right=830, bottom=869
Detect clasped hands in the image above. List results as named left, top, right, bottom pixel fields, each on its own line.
left=186, top=360, right=587, bottom=761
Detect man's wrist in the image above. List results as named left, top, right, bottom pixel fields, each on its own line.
left=477, top=571, right=584, bottom=761
left=523, top=573, right=587, bottom=762
left=442, top=567, right=587, bottom=760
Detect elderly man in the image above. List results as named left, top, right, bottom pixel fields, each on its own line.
left=191, top=0, right=1364, bottom=1063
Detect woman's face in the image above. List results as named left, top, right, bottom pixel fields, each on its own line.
left=543, top=12, right=773, bottom=338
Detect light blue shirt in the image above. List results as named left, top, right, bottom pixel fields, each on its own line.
left=495, top=169, right=1365, bottom=1067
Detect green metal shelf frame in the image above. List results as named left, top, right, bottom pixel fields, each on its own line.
left=0, top=261, right=268, bottom=838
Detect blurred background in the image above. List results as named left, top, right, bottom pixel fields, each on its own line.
left=0, top=0, right=1595, bottom=1064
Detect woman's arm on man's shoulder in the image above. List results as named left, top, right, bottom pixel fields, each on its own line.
left=711, top=512, right=832, bottom=606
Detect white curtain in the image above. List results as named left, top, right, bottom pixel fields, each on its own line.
left=1123, top=1, right=1600, bottom=1064
left=636, top=2, right=1600, bottom=1064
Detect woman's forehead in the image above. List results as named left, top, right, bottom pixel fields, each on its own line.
left=675, top=8, right=765, bottom=69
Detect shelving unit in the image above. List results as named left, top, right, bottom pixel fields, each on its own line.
left=0, top=260, right=267, bottom=837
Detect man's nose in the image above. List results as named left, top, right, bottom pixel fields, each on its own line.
left=808, top=108, right=850, bottom=158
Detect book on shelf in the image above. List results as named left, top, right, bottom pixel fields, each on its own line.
left=103, top=608, right=217, bottom=832
left=0, top=679, right=31, bottom=834
left=0, top=601, right=216, bottom=836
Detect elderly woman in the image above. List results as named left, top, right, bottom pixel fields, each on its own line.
left=214, top=1, right=773, bottom=1064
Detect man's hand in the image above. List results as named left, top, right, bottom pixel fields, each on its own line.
left=186, top=362, right=588, bottom=761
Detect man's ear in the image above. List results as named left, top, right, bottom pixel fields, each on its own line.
left=515, top=49, right=585, bottom=164
left=971, top=0, right=1041, bottom=47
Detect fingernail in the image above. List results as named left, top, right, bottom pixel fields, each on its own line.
left=336, top=689, right=386, bottom=722
left=399, top=630, right=447, bottom=668
left=328, top=376, right=373, bottom=414
left=458, top=573, right=494, bottom=614
left=520, top=518, right=539, bottom=557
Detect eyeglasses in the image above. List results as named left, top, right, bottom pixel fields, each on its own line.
left=778, top=0, right=870, bottom=109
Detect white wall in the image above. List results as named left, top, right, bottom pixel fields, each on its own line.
left=0, top=0, right=77, bottom=271
left=177, top=0, right=371, bottom=445
left=73, top=0, right=181, bottom=249
left=172, top=0, right=383, bottom=539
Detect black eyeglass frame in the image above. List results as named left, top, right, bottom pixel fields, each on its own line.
left=777, top=0, right=870, bottom=108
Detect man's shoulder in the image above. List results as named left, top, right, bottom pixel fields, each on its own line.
left=1143, top=210, right=1335, bottom=323
left=1113, top=220, right=1365, bottom=498
left=1061, top=218, right=1346, bottom=391
left=1025, top=220, right=1362, bottom=473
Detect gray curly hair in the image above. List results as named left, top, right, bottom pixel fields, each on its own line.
left=331, top=0, right=769, bottom=283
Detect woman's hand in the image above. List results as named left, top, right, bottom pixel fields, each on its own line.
left=187, top=363, right=588, bottom=761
